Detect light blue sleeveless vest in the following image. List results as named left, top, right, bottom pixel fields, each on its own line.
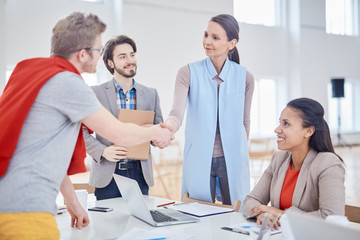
left=182, top=57, right=250, bottom=207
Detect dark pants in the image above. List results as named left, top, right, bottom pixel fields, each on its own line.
left=210, top=156, right=231, bottom=205
left=94, top=161, right=149, bottom=201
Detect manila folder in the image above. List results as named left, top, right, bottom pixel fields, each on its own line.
left=118, top=109, right=155, bottom=160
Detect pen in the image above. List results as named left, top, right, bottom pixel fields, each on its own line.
left=268, top=213, right=281, bottom=230
left=156, top=202, right=175, bottom=207
left=221, top=227, right=250, bottom=235
left=257, top=213, right=270, bottom=240
left=145, top=238, right=166, bottom=240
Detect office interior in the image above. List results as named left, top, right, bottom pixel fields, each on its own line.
left=1, top=0, right=360, bottom=205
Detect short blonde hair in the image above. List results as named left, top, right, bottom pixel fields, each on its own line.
left=51, top=12, right=106, bottom=59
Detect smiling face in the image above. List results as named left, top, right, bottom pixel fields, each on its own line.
left=203, top=21, right=235, bottom=60
left=108, top=43, right=137, bottom=78
left=274, top=107, right=314, bottom=153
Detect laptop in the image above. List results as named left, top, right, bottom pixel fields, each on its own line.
left=286, top=211, right=360, bottom=240
left=113, top=174, right=199, bottom=227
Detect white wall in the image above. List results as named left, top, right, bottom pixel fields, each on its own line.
left=3, top=0, right=123, bottom=86
left=2, top=0, right=360, bottom=144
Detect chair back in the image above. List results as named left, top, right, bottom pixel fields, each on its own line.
left=73, top=183, right=95, bottom=194
left=345, top=204, right=360, bottom=223
left=182, top=192, right=241, bottom=212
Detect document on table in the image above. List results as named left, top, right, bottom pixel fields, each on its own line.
left=165, top=202, right=234, bottom=217
left=222, top=222, right=282, bottom=235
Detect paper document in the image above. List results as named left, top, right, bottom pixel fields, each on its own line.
left=118, top=109, right=155, bottom=160
left=222, top=222, right=282, bottom=235
left=165, top=202, right=233, bottom=217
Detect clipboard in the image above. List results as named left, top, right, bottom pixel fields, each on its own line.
left=118, top=109, right=155, bottom=160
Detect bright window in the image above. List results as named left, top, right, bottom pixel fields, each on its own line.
left=251, top=78, right=278, bottom=137
left=234, top=0, right=280, bottom=26
left=326, top=0, right=359, bottom=35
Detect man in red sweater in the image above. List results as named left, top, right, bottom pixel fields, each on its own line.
left=0, top=12, right=173, bottom=239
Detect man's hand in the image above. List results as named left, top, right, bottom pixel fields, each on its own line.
left=66, top=201, right=90, bottom=229
left=152, top=123, right=175, bottom=149
left=151, top=124, right=174, bottom=149
left=60, top=175, right=90, bottom=229
left=102, top=145, right=128, bottom=162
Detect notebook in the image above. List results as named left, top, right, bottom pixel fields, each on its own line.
left=286, top=211, right=360, bottom=240
left=165, top=202, right=234, bottom=217
left=113, top=174, right=199, bottom=227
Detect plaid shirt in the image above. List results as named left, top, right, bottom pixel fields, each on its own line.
left=113, top=79, right=137, bottom=110
left=113, top=79, right=137, bottom=163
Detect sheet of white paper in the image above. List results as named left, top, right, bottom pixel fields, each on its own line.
left=165, top=202, right=233, bottom=217
left=116, top=228, right=199, bottom=240
left=225, top=222, right=282, bottom=235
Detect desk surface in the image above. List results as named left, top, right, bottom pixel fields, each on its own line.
left=56, top=196, right=282, bottom=240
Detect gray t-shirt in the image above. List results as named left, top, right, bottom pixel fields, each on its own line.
left=0, top=71, right=101, bottom=215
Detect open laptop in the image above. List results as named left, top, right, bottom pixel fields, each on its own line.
left=286, top=211, right=360, bottom=240
left=113, top=174, right=199, bottom=227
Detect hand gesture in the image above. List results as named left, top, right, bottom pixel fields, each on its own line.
left=102, top=145, right=128, bottom=162
left=251, top=205, right=283, bottom=230
left=151, top=123, right=174, bottom=149
left=66, top=201, right=90, bottom=229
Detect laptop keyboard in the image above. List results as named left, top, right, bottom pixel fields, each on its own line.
left=150, top=210, right=177, bottom=223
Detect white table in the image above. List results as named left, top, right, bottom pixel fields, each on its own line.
left=56, top=196, right=282, bottom=240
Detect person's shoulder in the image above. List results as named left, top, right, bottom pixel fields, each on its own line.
left=136, top=82, right=157, bottom=94
left=91, top=80, right=113, bottom=92
left=188, top=58, right=207, bottom=68
left=50, top=71, right=83, bottom=86
left=314, top=151, right=343, bottom=167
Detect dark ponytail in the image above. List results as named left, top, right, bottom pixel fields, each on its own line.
left=287, top=98, right=343, bottom=162
left=210, top=14, right=240, bottom=64
left=228, top=46, right=240, bottom=64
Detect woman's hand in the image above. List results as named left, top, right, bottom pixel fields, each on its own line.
left=251, top=205, right=283, bottom=230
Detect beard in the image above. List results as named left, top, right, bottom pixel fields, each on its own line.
left=114, top=64, right=137, bottom=78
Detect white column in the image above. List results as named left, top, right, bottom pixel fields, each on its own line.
left=0, top=0, right=6, bottom=93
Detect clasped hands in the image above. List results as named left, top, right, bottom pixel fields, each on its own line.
left=151, top=122, right=174, bottom=149
left=102, top=123, right=174, bottom=162
left=251, top=205, right=284, bottom=230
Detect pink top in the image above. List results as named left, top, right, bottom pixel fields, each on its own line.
left=168, top=65, right=254, bottom=157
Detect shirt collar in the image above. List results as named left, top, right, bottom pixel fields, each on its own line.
left=113, top=78, right=137, bottom=92
left=205, top=57, right=231, bottom=81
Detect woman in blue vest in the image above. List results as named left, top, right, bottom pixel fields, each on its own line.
left=166, top=14, right=254, bottom=206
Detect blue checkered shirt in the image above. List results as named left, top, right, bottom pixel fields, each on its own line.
left=114, top=79, right=137, bottom=163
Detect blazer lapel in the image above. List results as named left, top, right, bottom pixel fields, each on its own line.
left=135, top=84, right=145, bottom=110
left=273, top=152, right=292, bottom=208
left=292, top=148, right=318, bottom=206
left=104, top=80, right=119, bottom=117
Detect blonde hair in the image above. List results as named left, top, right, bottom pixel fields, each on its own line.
left=51, top=12, right=106, bottom=59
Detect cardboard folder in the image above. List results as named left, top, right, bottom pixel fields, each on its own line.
left=118, top=109, right=155, bottom=160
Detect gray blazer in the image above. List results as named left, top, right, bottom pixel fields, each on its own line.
left=83, top=79, right=163, bottom=188
left=242, top=148, right=345, bottom=218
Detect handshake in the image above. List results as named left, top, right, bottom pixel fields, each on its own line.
left=151, top=122, right=175, bottom=149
